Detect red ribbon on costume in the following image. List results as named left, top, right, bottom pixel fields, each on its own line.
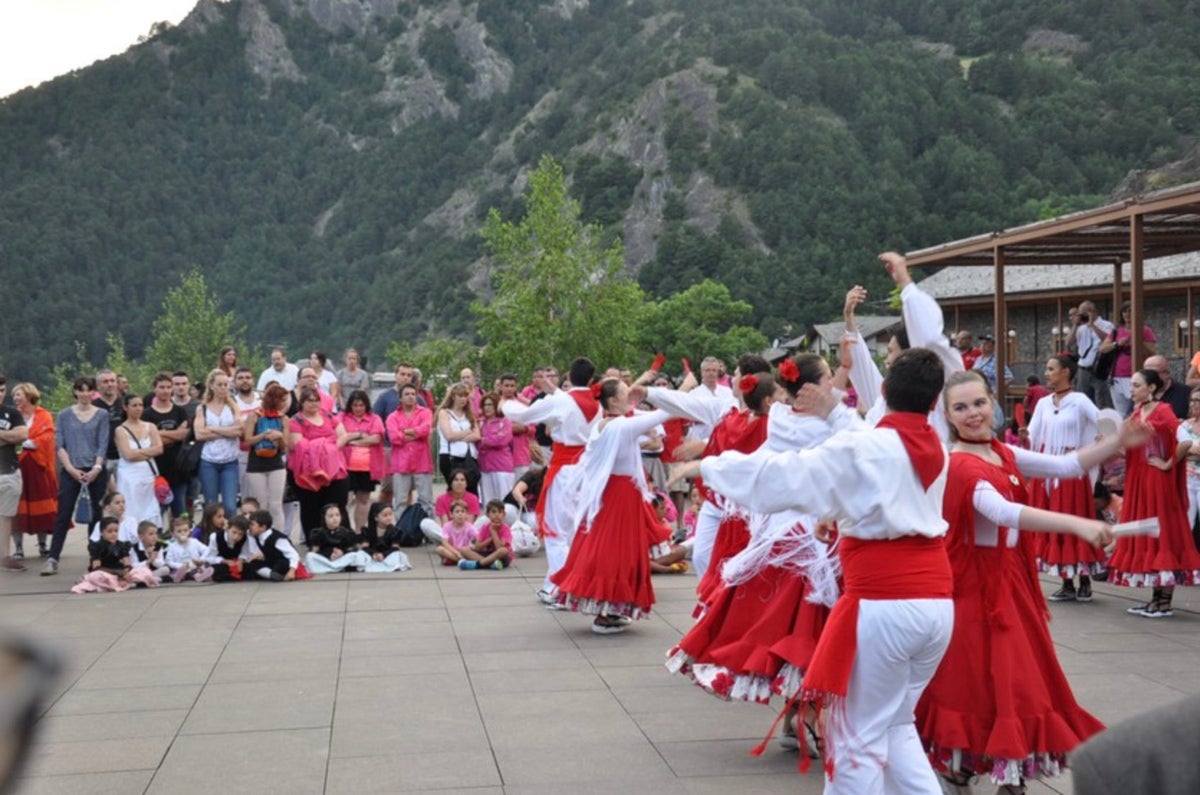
left=589, top=382, right=603, bottom=399
left=650, top=353, right=666, bottom=372
left=778, top=358, right=799, bottom=382
left=875, top=411, right=944, bottom=489
left=738, top=374, right=758, bottom=394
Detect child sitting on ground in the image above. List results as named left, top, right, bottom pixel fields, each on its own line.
left=305, top=504, right=368, bottom=574
left=459, top=500, right=514, bottom=571
left=648, top=495, right=689, bottom=573
left=205, top=513, right=254, bottom=581
left=1094, top=482, right=1124, bottom=525
left=129, top=520, right=170, bottom=584
left=191, top=502, right=227, bottom=545
left=239, top=497, right=260, bottom=518
left=678, top=484, right=702, bottom=544
left=245, top=509, right=306, bottom=581
left=434, top=500, right=477, bottom=566
left=360, top=503, right=412, bottom=573
left=88, top=492, right=138, bottom=544
left=72, top=517, right=158, bottom=593
left=166, top=516, right=214, bottom=583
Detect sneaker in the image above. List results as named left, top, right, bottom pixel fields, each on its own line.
left=489, top=560, right=504, bottom=570
left=536, top=589, right=557, bottom=605
left=545, top=600, right=566, bottom=611
left=457, top=559, right=478, bottom=570
left=1, top=557, right=26, bottom=572
left=1138, top=604, right=1174, bottom=618
left=40, top=558, right=58, bottom=576
left=778, top=720, right=800, bottom=750
left=591, top=617, right=628, bottom=635
left=1126, top=602, right=1153, bottom=615
left=268, top=571, right=285, bottom=582
left=1048, top=586, right=1076, bottom=602
left=11, top=548, right=23, bottom=560
left=1076, top=581, right=1093, bottom=602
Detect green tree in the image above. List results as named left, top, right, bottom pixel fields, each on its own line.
left=473, top=155, right=645, bottom=376
left=637, top=280, right=768, bottom=373
left=143, top=271, right=249, bottom=383
left=385, top=337, right=482, bottom=402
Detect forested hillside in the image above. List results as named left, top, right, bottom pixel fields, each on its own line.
left=2, top=0, right=1198, bottom=382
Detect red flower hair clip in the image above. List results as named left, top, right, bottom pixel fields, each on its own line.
left=778, top=358, right=799, bottom=382
left=589, top=382, right=604, bottom=399
left=738, top=374, right=759, bottom=393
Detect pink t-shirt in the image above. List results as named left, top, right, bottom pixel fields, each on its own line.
left=435, top=491, right=480, bottom=520
left=475, top=522, right=513, bottom=550
left=442, top=520, right=475, bottom=549
left=1109, top=325, right=1156, bottom=378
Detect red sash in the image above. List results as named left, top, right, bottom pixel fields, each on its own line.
left=538, top=442, right=586, bottom=538
left=566, top=389, right=600, bottom=422
left=802, top=536, right=951, bottom=701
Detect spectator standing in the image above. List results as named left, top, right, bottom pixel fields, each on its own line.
left=955, top=330, right=982, bottom=371
left=971, top=334, right=1013, bottom=391
left=499, top=374, right=537, bottom=478
left=1145, top=355, right=1190, bottom=420
left=1072, top=301, right=1115, bottom=409
left=1187, top=348, right=1200, bottom=388
left=256, top=346, right=299, bottom=392
left=339, top=390, right=385, bottom=531
left=373, top=362, right=420, bottom=427
left=412, top=368, right=435, bottom=414
left=287, top=386, right=348, bottom=544
left=459, top=368, right=486, bottom=415
left=92, top=368, right=125, bottom=489
left=113, top=394, right=165, bottom=528
left=477, top=393, right=514, bottom=506
left=310, top=351, right=340, bottom=406
left=0, top=377, right=29, bottom=571
left=436, top=384, right=481, bottom=493
left=685, top=357, right=737, bottom=442
left=386, top=385, right=433, bottom=514
left=337, top=349, right=371, bottom=410
left=1023, top=374, right=1050, bottom=417
left=242, top=383, right=291, bottom=533
left=1182, top=387, right=1200, bottom=536
left=291, top=367, right=335, bottom=416
left=1102, top=302, right=1157, bottom=417
left=194, top=370, right=243, bottom=517
left=42, top=377, right=109, bottom=576
left=216, top=346, right=239, bottom=379
left=143, top=373, right=190, bottom=521
left=232, top=365, right=261, bottom=486
left=11, top=383, right=56, bottom=560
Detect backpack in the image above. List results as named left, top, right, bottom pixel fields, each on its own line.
left=395, top=503, right=429, bottom=547
left=252, top=414, right=284, bottom=458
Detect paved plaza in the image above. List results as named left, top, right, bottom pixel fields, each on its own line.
left=3, top=529, right=1198, bottom=795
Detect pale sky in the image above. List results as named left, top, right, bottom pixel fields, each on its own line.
left=0, top=0, right=205, bottom=98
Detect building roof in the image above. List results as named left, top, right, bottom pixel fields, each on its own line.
left=917, top=250, right=1200, bottom=300
left=810, top=315, right=902, bottom=346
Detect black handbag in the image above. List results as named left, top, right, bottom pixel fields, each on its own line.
left=174, top=439, right=204, bottom=481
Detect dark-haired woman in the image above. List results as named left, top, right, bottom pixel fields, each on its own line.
left=216, top=346, right=238, bottom=379
left=243, top=383, right=291, bottom=532
left=436, top=383, right=481, bottom=494
left=43, top=378, right=110, bottom=575
left=114, top=393, right=165, bottom=528
left=550, top=379, right=674, bottom=634
left=1026, top=355, right=1104, bottom=602
left=288, top=386, right=348, bottom=545
left=1106, top=368, right=1200, bottom=617
left=666, top=358, right=842, bottom=732
left=339, top=389, right=384, bottom=531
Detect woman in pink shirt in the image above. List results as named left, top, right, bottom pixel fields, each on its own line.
left=339, top=390, right=385, bottom=531
left=385, top=384, right=434, bottom=514
left=477, top=393, right=514, bottom=507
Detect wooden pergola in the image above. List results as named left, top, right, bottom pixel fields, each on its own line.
left=905, top=181, right=1200, bottom=404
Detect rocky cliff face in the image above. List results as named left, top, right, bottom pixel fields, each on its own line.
left=1110, top=140, right=1200, bottom=200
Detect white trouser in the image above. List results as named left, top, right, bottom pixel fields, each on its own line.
left=690, top=501, right=723, bottom=580
left=479, top=471, right=515, bottom=508
left=824, top=598, right=954, bottom=795
left=1187, top=475, right=1200, bottom=531
left=1111, top=377, right=1132, bottom=417
left=542, top=528, right=571, bottom=593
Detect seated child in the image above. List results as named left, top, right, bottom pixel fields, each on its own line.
left=88, top=492, right=138, bottom=544
left=245, top=509, right=307, bottom=581
left=360, top=502, right=413, bottom=573
left=166, top=516, right=214, bottom=583
left=72, top=517, right=158, bottom=593
left=205, top=513, right=254, bottom=582
left=648, top=496, right=689, bottom=573
left=239, top=497, right=260, bottom=518
left=129, top=520, right=170, bottom=584
left=678, top=485, right=702, bottom=545
left=458, top=500, right=514, bottom=571
left=190, top=502, right=227, bottom=544
left=305, top=504, right=368, bottom=574
left=1094, top=482, right=1124, bottom=525
left=434, top=500, right=477, bottom=566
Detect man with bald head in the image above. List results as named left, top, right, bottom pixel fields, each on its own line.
left=1145, top=356, right=1190, bottom=419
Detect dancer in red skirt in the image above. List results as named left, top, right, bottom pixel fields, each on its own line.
left=666, top=356, right=850, bottom=759
left=638, top=354, right=774, bottom=609
left=550, top=379, right=673, bottom=634
left=1026, top=355, right=1105, bottom=602
left=919, top=372, right=1127, bottom=793
left=1107, top=368, right=1200, bottom=616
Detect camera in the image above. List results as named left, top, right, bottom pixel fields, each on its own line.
left=1078, top=313, right=1089, bottom=323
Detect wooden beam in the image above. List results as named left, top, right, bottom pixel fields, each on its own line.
left=1130, top=214, right=1146, bottom=367
left=994, top=246, right=1008, bottom=406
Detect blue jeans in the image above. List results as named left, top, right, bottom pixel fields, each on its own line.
left=198, top=458, right=239, bottom=517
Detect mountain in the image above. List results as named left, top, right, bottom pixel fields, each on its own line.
left=2, top=0, right=1198, bottom=383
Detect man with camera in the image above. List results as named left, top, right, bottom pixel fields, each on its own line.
left=1071, top=300, right=1115, bottom=409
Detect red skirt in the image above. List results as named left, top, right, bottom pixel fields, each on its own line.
left=552, top=476, right=662, bottom=619
left=1107, top=458, right=1200, bottom=587
left=916, top=546, right=1104, bottom=784
left=15, top=456, right=57, bottom=534
left=696, top=513, right=751, bottom=609
left=1029, top=476, right=1105, bottom=577
left=667, top=557, right=829, bottom=704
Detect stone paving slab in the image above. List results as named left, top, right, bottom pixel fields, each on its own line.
left=3, top=527, right=1198, bottom=794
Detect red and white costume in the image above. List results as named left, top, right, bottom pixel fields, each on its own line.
left=549, top=409, right=673, bottom=618
left=1107, top=401, right=1200, bottom=587
left=502, top=387, right=599, bottom=594
left=1027, top=390, right=1104, bottom=577
left=917, top=440, right=1105, bottom=785
left=701, top=412, right=952, bottom=794
left=666, top=401, right=855, bottom=704
left=643, top=386, right=767, bottom=588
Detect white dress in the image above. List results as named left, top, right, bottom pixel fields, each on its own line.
left=117, top=425, right=161, bottom=527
